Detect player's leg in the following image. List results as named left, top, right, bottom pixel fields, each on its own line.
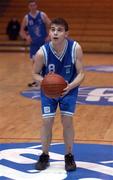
left=35, top=117, right=54, bottom=170
left=61, top=115, right=76, bottom=171
left=41, top=116, right=54, bottom=154
left=61, top=115, right=74, bottom=154
left=28, top=45, right=40, bottom=87
left=35, top=93, right=58, bottom=170
left=60, top=91, right=78, bottom=171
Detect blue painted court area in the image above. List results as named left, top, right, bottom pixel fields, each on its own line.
left=21, top=86, right=113, bottom=106
left=0, top=143, right=113, bottom=180
left=85, top=65, right=113, bottom=73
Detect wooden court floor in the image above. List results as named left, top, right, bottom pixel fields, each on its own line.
left=0, top=52, right=113, bottom=145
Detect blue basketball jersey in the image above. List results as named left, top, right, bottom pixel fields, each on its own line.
left=40, top=39, right=79, bottom=117
left=27, top=11, right=47, bottom=46
left=41, top=39, right=78, bottom=85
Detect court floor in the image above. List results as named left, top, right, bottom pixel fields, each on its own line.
left=0, top=52, right=113, bottom=179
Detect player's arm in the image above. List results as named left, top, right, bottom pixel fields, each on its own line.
left=42, top=12, right=51, bottom=29
left=69, top=43, right=85, bottom=89
left=20, top=16, right=32, bottom=43
left=63, top=43, right=85, bottom=95
left=32, top=48, right=45, bottom=83
left=41, top=12, right=51, bottom=41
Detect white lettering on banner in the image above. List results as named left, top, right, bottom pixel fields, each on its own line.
left=86, top=88, right=113, bottom=102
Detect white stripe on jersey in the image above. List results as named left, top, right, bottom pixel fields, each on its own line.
left=72, top=41, right=77, bottom=64
left=41, top=46, right=48, bottom=66
left=49, top=40, right=68, bottom=61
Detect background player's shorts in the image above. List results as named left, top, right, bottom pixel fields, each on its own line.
left=41, top=88, right=78, bottom=118
left=30, top=41, right=45, bottom=60
left=30, top=45, right=40, bottom=60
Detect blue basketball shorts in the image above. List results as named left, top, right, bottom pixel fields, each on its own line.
left=30, top=45, right=40, bottom=60
left=40, top=88, right=78, bottom=118
left=30, top=41, right=45, bottom=59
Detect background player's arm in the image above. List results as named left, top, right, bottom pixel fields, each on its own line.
left=63, top=43, right=85, bottom=95
left=32, top=49, right=45, bottom=83
left=41, top=12, right=51, bottom=41
left=20, top=16, right=32, bottom=44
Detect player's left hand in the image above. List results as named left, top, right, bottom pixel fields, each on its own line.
left=61, top=82, right=71, bottom=96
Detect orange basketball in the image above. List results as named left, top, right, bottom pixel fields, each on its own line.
left=41, top=73, right=67, bottom=98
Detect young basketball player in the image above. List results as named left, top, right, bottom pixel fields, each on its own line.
left=33, top=18, right=85, bottom=171
left=20, top=0, right=51, bottom=87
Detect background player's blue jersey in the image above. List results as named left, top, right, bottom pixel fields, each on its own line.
left=28, top=11, right=47, bottom=46
left=41, top=39, right=78, bottom=86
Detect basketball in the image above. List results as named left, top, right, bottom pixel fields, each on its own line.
left=41, top=73, right=67, bottom=98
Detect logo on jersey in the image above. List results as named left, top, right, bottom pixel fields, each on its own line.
left=21, top=87, right=113, bottom=106
left=1, top=143, right=113, bottom=180
left=85, top=65, right=113, bottom=72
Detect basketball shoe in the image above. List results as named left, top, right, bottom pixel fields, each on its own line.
left=35, top=153, right=50, bottom=170
left=65, top=153, right=76, bottom=171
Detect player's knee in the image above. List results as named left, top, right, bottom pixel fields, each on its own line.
left=61, top=117, right=73, bottom=129
left=42, top=118, right=54, bottom=129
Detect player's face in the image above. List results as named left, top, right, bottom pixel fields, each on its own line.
left=28, top=2, right=37, bottom=12
left=49, top=24, right=68, bottom=44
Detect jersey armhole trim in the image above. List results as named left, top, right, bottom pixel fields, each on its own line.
left=72, top=41, right=77, bottom=64
left=41, top=46, right=48, bottom=66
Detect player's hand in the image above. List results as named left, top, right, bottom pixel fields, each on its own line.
left=61, top=81, right=71, bottom=96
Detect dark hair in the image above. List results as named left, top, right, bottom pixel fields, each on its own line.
left=51, top=18, right=69, bottom=31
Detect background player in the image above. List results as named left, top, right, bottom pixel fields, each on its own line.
left=20, top=0, right=51, bottom=87
left=33, top=18, right=85, bottom=171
